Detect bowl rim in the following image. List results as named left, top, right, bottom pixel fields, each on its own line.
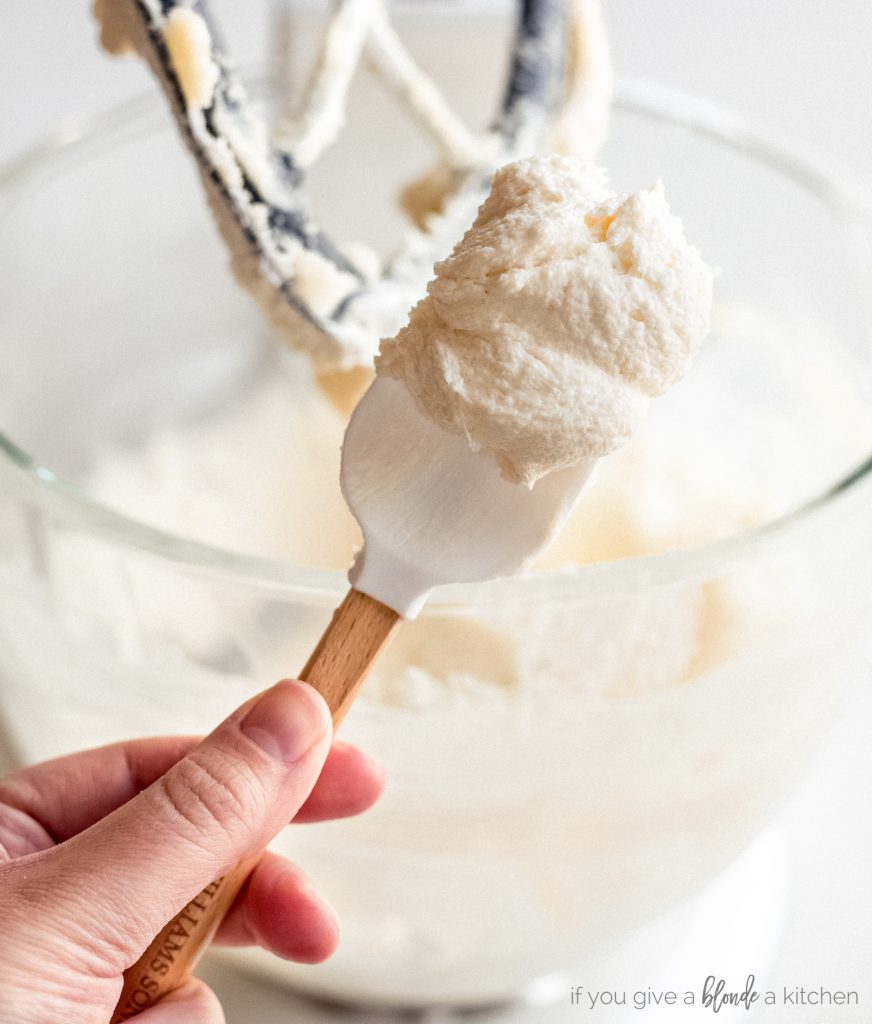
left=2, top=76, right=871, bottom=606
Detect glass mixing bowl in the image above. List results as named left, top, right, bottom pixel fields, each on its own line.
left=1, top=76, right=872, bottom=1008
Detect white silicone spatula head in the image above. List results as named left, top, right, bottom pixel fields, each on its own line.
left=341, top=376, right=596, bottom=618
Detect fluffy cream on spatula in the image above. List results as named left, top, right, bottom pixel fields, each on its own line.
left=378, top=155, right=714, bottom=487
left=338, top=154, right=714, bottom=619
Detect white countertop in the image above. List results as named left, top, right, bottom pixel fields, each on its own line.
left=2, top=3, right=872, bottom=1021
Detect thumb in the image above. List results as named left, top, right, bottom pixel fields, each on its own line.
left=27, top=679, right=332, bottom=966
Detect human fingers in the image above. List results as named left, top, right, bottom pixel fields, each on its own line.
left=8, top=680, right=331, bottom=972
left=0, top=737, right=198, bottom=859
left=0, top=735, right=382, bottom=861
left=293, top=740, right=384, bottom=823
left=214, top=850, right=339, bottom=963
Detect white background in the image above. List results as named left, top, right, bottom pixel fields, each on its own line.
left=2, top=2, right=872, bottom=1021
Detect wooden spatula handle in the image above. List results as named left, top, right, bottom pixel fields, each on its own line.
left=109, top=855, right=259, bottom=1022
left=299, top=587, right=401, bottom=724
left=111, top=589, right=399, bottom=1022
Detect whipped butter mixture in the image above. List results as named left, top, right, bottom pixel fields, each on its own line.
left=378, top=156, right=714, bottom=486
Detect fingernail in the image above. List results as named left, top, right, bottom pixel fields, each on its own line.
left=240, top=680, right=330, bottom=765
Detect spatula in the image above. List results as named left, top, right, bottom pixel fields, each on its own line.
left=111, top=371, right=596, bottom=1021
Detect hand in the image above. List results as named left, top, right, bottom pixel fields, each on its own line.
left=0, top=679, right=384, bottom=1024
